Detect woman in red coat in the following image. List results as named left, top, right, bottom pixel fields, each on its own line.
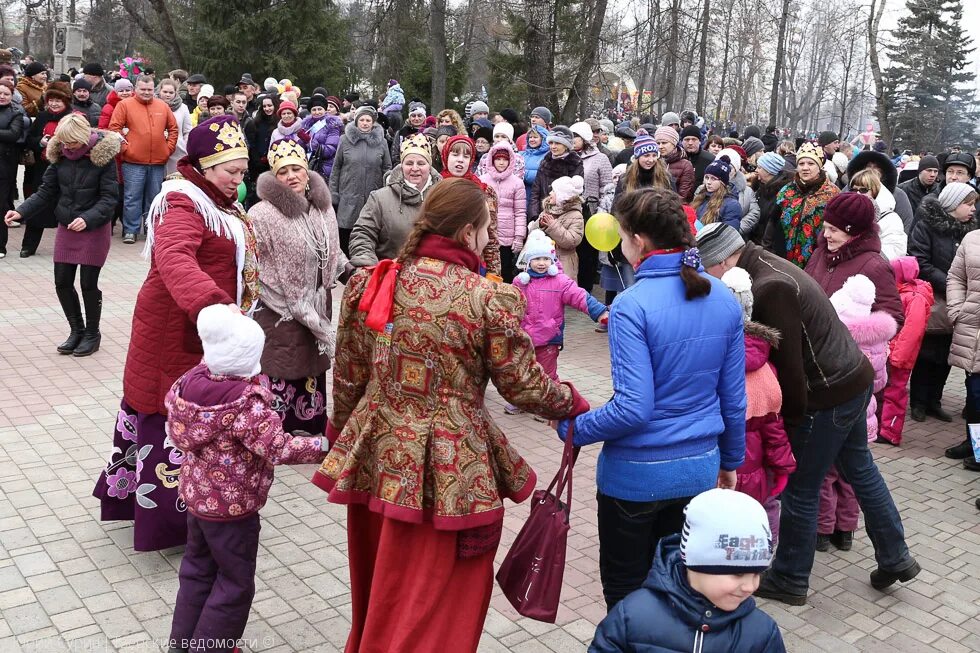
left=93, top=115, right=258, bottom=551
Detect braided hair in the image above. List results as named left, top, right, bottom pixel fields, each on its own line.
left=396, top=177, right=489, bottom=263
left=613, top=187, right=711, bottom=300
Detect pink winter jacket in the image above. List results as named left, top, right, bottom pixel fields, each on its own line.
left=513, top=270, right=604, bottom=347
left=840, top=311, right=898, bottom=439
left=480, top=143, right=527, bottom=249
left=165, top=364, right=326, bottom=520
left=736, top=323, right=796, bottom=504
left=889, top=256, right=934, bottom=369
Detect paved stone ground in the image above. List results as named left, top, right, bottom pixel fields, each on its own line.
left=1, top=226, right=979, bottom=653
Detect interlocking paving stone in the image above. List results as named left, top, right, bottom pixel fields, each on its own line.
left=2, top=226, right=979, bottom=651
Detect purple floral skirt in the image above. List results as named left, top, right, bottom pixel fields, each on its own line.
left=92, top=400, right=187, bottom=551
left=269, top=374, right=327, bottom=436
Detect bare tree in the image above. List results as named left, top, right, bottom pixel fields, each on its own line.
left=768, top=0, right=790, bottom=126
left=560, top=0, right=609, bottom=121
left=120, top=0, right=185, bottom=68
left=694, top=0, right=710, bottom=116
left=867, top=0, right=891, bottom=146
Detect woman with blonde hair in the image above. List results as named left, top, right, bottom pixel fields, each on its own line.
left=849, top=168, right=907, bottom=260
left=4, top=113, right=122, bottom=356
left=436, top=108, right=465, bottom=136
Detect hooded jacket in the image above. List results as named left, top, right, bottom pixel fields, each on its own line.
left=737, top=322, right=796, bottom=505
left=165, top=364, right=325, bottom=521
left=97, top=90, right=122, bottom=129
left=349, top=164, right=441, bottom=266
left=804, top=229, right=905, bottom=327
left=872, top=185, right=908, bottom=260
left=15, top=129, right=122, bottom=230
left=513, top=268, right=606, bottom=347
left=846, top=150, right=915, bottom=231
left=590, top=535, right=786, bottom=653
left=302, top=114, right=344, bottom=180
left=909, top=195, right=977, bottom=297
left=530, top=150, right=584, bottom=220
left=888, top=257, right=933, bottom=369
left=329, top=122, right=392, bottom=229
left=736, top=241, right=875, bottom=426
left=480, top=143, right=527, bottom=249
left=532, top=196, right=584, bottom=279
left=520, top=126, right=550, bottom=209
left=946, top=230, right=980, bottom=373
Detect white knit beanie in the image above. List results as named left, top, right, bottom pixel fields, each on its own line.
left=551, top=175, right=584, bottom=205
left=493, top=121, right=515, bottom=142
left=721, top=267, right=753, bottom=322
left=680, top=489, right=772, bottom=574
left=829, top=274, right=875, bottom=322
left=515, top=230, right=559, bottom=284
left=197, top=305, right=265, bottom=378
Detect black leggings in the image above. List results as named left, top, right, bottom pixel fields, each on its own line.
left=54, top=262, right=102, bottom=292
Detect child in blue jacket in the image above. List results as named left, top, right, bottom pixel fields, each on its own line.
left=590, top=489, right=786, bottom=652
left=557, top=187, right=746, bottom=609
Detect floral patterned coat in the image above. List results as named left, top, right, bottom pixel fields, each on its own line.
left=312, top=245, right=581, bottom=529
left=776, top=176, right=839, bottom=268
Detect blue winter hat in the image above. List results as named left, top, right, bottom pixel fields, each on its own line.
left=515, top=229, right=559, bottom=284
left=680, top=489, right=772, bottom=575
left=757, top=152, right=786, bottom=176
left=632, top=129, right=659, bottom=158
left=704, top=155, right=734, bottom=185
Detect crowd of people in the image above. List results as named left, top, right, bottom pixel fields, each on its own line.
left=1, top=52, right=979, bottom=653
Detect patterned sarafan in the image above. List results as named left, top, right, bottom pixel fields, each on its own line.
left=313, top=256, right=576, bottom=529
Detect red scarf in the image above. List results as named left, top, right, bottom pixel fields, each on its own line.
left=358, top=234, right=481, bottom=332
left=439, top=135, right=485, bottom=188
left=634, top=247, right=684, bottom=270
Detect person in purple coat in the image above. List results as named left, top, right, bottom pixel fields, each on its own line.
left=301, top=96, right=343, bottom=181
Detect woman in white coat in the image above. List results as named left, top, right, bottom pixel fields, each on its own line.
left=850, top=168, right=907, bottom=261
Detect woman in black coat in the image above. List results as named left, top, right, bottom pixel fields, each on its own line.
left=247, top=93, right=279, bottom=207
left=907, top=192, right=978, bottom=422
left=752, top=153, right=796, bottom=252
left=0, top=79, right=25, bottom=259
left=529, top=126, right=585, bottom=221
left=4, top=114, right=121, bottom=356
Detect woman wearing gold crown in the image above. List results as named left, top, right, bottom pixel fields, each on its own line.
left=92, top=115, right=259, bottom=551
left=247, top=137, right=352, bottom=435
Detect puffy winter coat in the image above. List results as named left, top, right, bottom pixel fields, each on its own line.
left=663, top=147, right=695, bottom=201
left=108, top=96, right=178, bottom=166
left=837, top=308, right=897, bottom=439
left=520, top=126, right=550, bottom=204
left=348, top=164, right=441, bottom=267
left=804, top=229, right=904, bottom=327
left=0, top=103, right=25, bottom=161
left=888, top=257, right=933, bottom=369
left=123, top=163, right=245, bottom=415
left=737, top=322, right=796, bottom=505
left=303, top=114, right=343, bottom=180
left=15, top=130, right=121, bottom=230
left=476, top=143, right=525, bottom=180
left=480, top=143, right=527, bottom=249
left=947, top=230, right=980, bottom=372
left=590, top=535, right=786, bottom=653
left=97, top=91, right=121, bottom=129
left=513, top=269, right=606, bottom=347
left=579, top=144, right=613, bottom=212
left=329, top=122, right=392, bottom=229
left=166, top=364, right=325, bottom=520
left=14, top=76, right=44, bottom=118
left=570, top=251, right=746, bottom=501
left=530, top=196, right=584, bottom=279
left=530, top=151, right=584, bottom=220
left=733, top=171, right=760, bottom=233
left=908, top=196, right=977, bottom=298
left=873, top=186, right=908, bottom=260
left=695, top=188, right=743, bottom=230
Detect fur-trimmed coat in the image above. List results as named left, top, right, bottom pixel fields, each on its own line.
left=248, top=171, right=348, bottom=379
left=909, top=196, right=978, bottom=298
left=15, top=130, right=122, bottom=229
left=529, top=196, right=584, bottom=279
left=329, top=123, right=392, bottom=229
left=836, top=309, right=898, bottom=439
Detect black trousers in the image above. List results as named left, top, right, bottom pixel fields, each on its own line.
left=499, top=246, right=516, bottom=283
left=339, top=227, right=352, bottom=257
left=54, top=262, right=102, bottom=292
left=909, top=334, right=953, bottom=408
left=596, top=492, right=691, bottom=611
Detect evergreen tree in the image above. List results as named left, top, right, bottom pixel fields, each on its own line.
left=884, top=0, right=977, bottom=152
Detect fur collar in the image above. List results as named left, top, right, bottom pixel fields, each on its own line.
left=345, top=122, right=385, bottom=146
left=46, top=130, right=122, bottom=166
left=386, top=165, right=440, bottom=206
left=543, top=195, right=582, bottom=215
left=919, top=195, right=977, bottom=238
left=839, top=310, right=897, bottom=346
left=745, top=320, right=781, bottom=346
left=255, top=169, right=332, bottom=218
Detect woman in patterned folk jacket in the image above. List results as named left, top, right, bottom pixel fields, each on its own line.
left=777, top=142, right=840, bottom=267
left=312, top=178, right=590, bottom=653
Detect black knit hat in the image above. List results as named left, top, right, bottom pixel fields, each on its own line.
left=72, top=78, right=93, bottom=92
left=680, top=125, right=702, bottom=140
left=24, top=61, right=46, bottom=77
left=308, top=95, right=328, bottom=110
left=818, top=131, right=839, bottom=147
left=81, top=62, right=104, bottom=77
left=918, top=155, right=940, bottom=172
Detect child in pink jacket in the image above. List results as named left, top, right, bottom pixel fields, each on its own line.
left=480, top=142, right=526, bottom=283
left=505, top=230, right=607, bottom=414
left=818, top=275, right=898, bottom=552
left=166, top=305, right=327, bottom=653
left=722, top=268, right=797, bottom=544
left=879, top=256, right=934, bottom=445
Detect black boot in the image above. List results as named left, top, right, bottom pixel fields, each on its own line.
left=945, top=439, right=974, bottom=460
left=830, top=530, right=853, bottom=551
left=926, top=403, right=953, bottom=422
left=55, top=287, right=85, bottom=354
left=815, top=534, right=831, bottom=552
left=74, top=290, right=102, bottom=357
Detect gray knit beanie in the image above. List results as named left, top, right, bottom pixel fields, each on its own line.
left=696, top=223, right=745, bottom=268
left=938, top=182, right=977, bottom=213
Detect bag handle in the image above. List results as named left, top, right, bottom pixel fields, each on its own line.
left=542, top=423, right=578, bottom=524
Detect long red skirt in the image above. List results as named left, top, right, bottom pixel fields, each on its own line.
left=345, top=504, right=495, bottom=653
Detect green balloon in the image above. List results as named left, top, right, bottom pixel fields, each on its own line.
left=237, top=182, right=246, bottom=203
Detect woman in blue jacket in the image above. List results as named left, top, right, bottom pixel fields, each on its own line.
left=520, top=125, right=550, bottom=215
left=558, top=187, right=746, bottom=611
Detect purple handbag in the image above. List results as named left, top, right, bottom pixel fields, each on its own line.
left=495, top=426, right=577, bottom=623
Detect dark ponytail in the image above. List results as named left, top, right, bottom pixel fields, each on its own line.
left=613, top=187, right=711, bottom=300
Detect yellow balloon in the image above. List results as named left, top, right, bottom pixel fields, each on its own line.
left=585, top=212, right=621, bottom=252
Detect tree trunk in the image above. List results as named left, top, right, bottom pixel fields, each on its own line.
left=695, top=0, right=710, bottom=117
left=429, top=0, right=447, bottom=112
left=524, top=0, right=551, bottom=109
left=663, top=0, right=681, bottom=111
left=714, top=6, right=733, bottom=121
left=867, top=0, right=891, bottom=147
left=560, top=0, right=609, bottom=122
left=768, top=0, right=791, bottom=127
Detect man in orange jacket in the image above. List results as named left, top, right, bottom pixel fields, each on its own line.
left=109, top=74, right=177, bottom=243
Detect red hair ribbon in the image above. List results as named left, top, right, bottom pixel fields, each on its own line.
left=357, top=259, right=402, bottom=333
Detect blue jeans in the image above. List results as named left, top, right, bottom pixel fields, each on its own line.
left=121, top=163, right=165, bottom=235
left=769, top=386, right=912, bottom=594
